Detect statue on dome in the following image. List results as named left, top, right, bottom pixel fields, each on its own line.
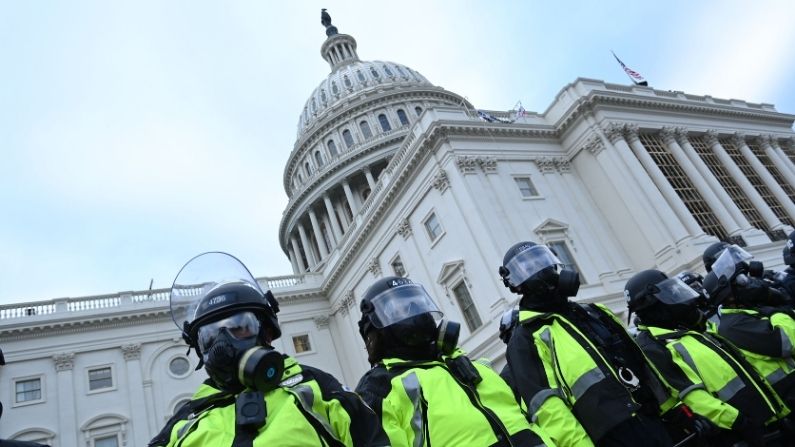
left=321, top=8, right=338, bottom=36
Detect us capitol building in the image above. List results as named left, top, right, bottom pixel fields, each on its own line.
left=2, top=15, right=795, bottom=446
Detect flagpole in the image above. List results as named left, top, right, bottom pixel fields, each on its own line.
left=611, top=50, right=637, bottom=85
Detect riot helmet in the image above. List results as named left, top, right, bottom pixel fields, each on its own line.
left=625, top=269, right=704, bottom=330
left=676, top=270, right=710, bottom=312
left=702, top=241, right=730, bottom=272
left=170, top=252, right=282, bottom=392
left=358, top=277, right=446, bottom=363
left=499, top=241, right=580, bottom=304
left=784, top=231, right=795, bottom=267
left=498, top=309, right=519, bottom=344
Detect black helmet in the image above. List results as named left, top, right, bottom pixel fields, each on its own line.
left=358, top=276, right=441, bottom=350
left=703, top=242, right=730, bottom=272
left=499, top=241, right=580, bottom=299
left=625, top=269, right=704, bottom=329
left=170, top=252, right=281, bottom=350
left=498, top=309, right=519, bottom=344
left=784, top=231, right=795, bottom=267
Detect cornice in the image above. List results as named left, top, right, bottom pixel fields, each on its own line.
left=0, top=309, right=173, bottom=341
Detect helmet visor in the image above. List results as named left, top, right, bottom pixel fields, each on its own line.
left=711, top=245, right=752, bottom=281
left=369, top=283, right=442, bottom=329
left=652, top=278, right=701, bottom=305
left=197, top=311, right=261, bottom=353
left=504, top=245, right=561, bottom=287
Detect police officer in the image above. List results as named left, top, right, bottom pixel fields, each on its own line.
left=149, top=252, right=388, bottom=447
left=499, top=241, right=678, bottom=447
left=702, top=241, right=731, bottom=273
left=355, top=276, right=553, bottom=446
left=776, top=230, right=795, bottom=300
left=702, top=245, right=795, bottom=420
left=498, top=309, right=521, bottom=400
left=626, top=269, right=782, bottom=446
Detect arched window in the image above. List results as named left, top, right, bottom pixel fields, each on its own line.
left=320, top=89, right=327, bottom=105
left=327, top=140, right=338, bottom=156
left=370, top=66, right=380, bottom=79
left=343, top=75, right=352, bottom=88
left=331, top=81, right=339, bottom=95
left=397, top=109, right=409, bottom=126
left=383, top=65, right=394, bottom=77
left=315, top=151, right=324, bottom=167
left=360, top=120, right=372, bottom=139
left=342, top=129, right=354, bottom=148
left=305, top=162, right=312, bottom=176
left=357, top=70, right=365, bottom=82
left=396, top=65, right=407, bottom=78
left=378, top=114, right=391, bottom=132
left=311, top=98, right=317, bottom=113
left=415, top=106, right=423, bottom=116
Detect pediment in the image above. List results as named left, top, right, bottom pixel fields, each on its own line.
left=534, top=218, right=569, bottom=235
left=436, top=259, right=465, bottom=285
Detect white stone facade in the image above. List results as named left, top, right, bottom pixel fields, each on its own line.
left=2, top=25, right=795, bottom=446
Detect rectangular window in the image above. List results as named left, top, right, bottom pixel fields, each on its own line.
left=15, top=378, right=42, bottom=403
left=292, top=334, right=312, bottom=354
left=452, top=281, right=483, bottom=332
left=514, top=177, right=539, bottom=197
left=423, top=212, right=444, bottom=242
left=548, top=241, right=583, bottom=282
left=94, top=435, right=119, bottom=447
left=88, top=367, right=113, bottom=391
left=391, top=256, right=407, bottom=277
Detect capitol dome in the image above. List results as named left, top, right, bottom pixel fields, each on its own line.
left=297, top=59, right=433, bottom=137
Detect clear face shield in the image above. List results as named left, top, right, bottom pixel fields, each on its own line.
left=169, top=252, right=263, bottom=331
left=650, top=277, right=702, bottom=305
left=504, top=245, right=561, bottom=287
left=369, top=283, right=443, bottom=329
left=197, top=311, right=261, bottom=353
left=711, top=245, right=753, bottom=282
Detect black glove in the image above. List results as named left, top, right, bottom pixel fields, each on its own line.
left=445, top=355, right=482, bottom=386
left=734, top=278, right=773, bottom=306
left=733, top=413, right=765, bottom=447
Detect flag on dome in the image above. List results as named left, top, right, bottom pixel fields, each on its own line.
left=611, top=51, right=648, bottom=86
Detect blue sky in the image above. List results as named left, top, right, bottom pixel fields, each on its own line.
left=1, top=1, right=794, bottom=304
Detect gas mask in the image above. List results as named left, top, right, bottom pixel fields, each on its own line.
left=436, top=319, right=461, bottom=356
left=198, top=312, right=284, bottom=393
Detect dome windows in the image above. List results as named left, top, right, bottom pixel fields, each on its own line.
left=305, top=161, right=312, bottom=176
left=343, top=74, right=352, bottom=89
left=370, top=66, right=380, bottom=79
left=357, top=70, right=365, bottom=82
left=383, top=65, right=394, bottom=77
left=360, top=120, right=373, bottom=139
left=342, top=129, right=354, bottom=148
left=415, top=106, right=423, bottom=116
left=395, top=65, right=407, bottom=78
left=378, top=114, right=391, bottom=132
left=397, top=109, right=409, bottom=126
left=315, top=151, right=324, bottom=167
left=331, top=81, right=339, bottom=95
left=320, top=89, right=327, bottom=105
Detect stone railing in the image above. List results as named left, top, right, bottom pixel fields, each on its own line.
left=0, top=274, right=309, bottom=321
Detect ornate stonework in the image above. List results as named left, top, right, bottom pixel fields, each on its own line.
left=660, top=126, right=677, bottom=145
left=53, top=352, right=75, bottom=372
left=432, top=169, right=450, bottom=192
left=454, top=156, right=479, bottom=174
left=533, top=157, right=570, bottom=174
left=367, top=258, right=382, bottom=276
left=754, top=134, right=771, bottom=147
left=313, top=315, right=330, bottom=329
left=476, top=156, right=498, bottom=174
left=602, top=122, right=625, bottom=143
left=121, top=343, right=142, bottom=361
left=704, top=130, right=720, bottom=147
left=732, top=132, right=747, bottom=148
left=337, top=291, right=356, bottom=316
left=673, top=127, right=690, bottom=145
left=623, top=123, right=640, bottom=143
left=584, top=136, right=604, bottom=156
left=396, top=218, right=412, bottom=239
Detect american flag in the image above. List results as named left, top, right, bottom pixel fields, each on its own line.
left=611, top=51, right=648, bottom=86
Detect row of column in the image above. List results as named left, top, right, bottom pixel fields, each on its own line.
left=288, top=167, right=380, bottom=273
left=605, top=123, right=795, bottom=243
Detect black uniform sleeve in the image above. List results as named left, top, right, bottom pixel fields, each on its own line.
left=499, top=364, right=520, bottom=404
left=634, top=332, right=698, bottom=396
left=301, top=364, right=390, bottom=447
left=354, top=365, right=394, bottom=418
left=505, top=324, right=553, bottom=410
left=717, top=312, right=784, bottom=357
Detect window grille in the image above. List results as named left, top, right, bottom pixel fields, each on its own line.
left=397, top=109, right=409, bottom=126
left=720, top=138, right=793, bottom=227
left=89, top=367, right=113, bottom=391
left=452, top=281, right=482, bottom=332
left=778, top=140, right=795, bottom=165
left=378, top=114, right=391, bottom=132
left=746, top=140, right=795, bottom=205
left=292, top=334, right=312, bottom=353
left=689, top=136, right=771, bottom=235
left=327, top=140, right=338, bottom=157
left=342, top=129, right=354, bottom=148
left=15, top=378, right=41, bottom=403
left=314, top=151, right=324, bottom=167
left=638, top=134, right=728, bottom=240
left=359, top=121, right=372, bottom=139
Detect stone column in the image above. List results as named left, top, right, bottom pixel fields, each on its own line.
left=705, top=131, right=782, bottom=230
left=363, top=167, right=376, bottom=190
left=675, top=128, right=751, bottom=231
left=758, top=136, right=795, bottom=190
left=321, top=214, right=337, bottom=247
left=121, top=343, right=149, bottom=447
left=624, top=125, right=704, bottom=236
left=734, top=133, right=795, bottom=223
left=601, top=125, right=688, bottom=244
left=323, top=194, right=343, bottom=242
left=308, top=208, right=329, bottom=259
left=342, top=180, right=359, bottom=215
left=297, top=222, right=317, bottom=268
left=290, top=235, right=306, bottom=272
left=661, top=127, right=740, bottom=235
left=53, top=352, right=77, bottom=446
left=771, top=138, right=795, bottom=179
left=287, top=247, right=299, bottom=274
